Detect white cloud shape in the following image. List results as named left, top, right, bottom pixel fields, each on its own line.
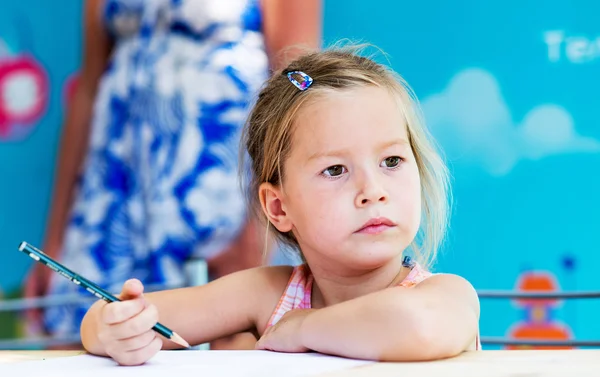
left=422, top=68, right=600, bottom=175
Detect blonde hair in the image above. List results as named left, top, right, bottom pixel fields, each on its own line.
left=241, top=45, right=451, bottom=269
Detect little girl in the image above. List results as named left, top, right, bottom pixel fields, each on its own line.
left=80, top=46, right=481, bottom=366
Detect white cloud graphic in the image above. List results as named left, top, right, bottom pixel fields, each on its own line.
left=422, top=68, right=600, bottom=175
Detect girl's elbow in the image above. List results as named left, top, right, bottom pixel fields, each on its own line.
left=380, top=332, right=463, bottom=362
left=380, top=315, right=467, bottom=361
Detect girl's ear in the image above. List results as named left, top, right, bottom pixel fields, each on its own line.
left=259, top=182, right=293, bottom=232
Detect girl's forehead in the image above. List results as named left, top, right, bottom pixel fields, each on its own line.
left=293, top=86, right=407, bottom=136
left=300, top=85, right=402, bottom=116
left=288, top=87, right=410, bottom=158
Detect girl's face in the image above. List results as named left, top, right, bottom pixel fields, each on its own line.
left=261, top=86, right=422, bottom=273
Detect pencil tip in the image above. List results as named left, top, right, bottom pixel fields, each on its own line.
left=171, top=332, right=191, bottom=349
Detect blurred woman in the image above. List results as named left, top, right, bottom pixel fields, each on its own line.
left=24, top=0, right=321, bottom=349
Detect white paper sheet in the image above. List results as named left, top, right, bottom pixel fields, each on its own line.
left=0, top=350, right=373, bottom=377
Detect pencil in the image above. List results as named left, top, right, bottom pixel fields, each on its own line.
left=18, top=241, right=190, bottom=349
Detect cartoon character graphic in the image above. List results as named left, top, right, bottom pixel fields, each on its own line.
left=507, top=271, right=574, bottom=350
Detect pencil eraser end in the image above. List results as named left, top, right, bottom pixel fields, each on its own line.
left=18, top=242, right=27, bottom=251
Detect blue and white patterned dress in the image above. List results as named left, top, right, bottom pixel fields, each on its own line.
left=44, top=0, right=269, bottom=336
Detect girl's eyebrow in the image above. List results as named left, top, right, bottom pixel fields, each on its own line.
left=379, top=138, right=410, bottom=150
left=307, top=148, right=350, bottom=162
left=307, top=139, right=410, bottom=162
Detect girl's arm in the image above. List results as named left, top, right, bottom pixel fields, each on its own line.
left=299, top=274, right=480, bottom=361
left=261, top=0, right=322, bottom=70
left=80, top=265, right=292, bottom=357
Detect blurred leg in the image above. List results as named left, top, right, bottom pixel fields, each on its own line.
left=206, top=217, right=270, bottom=350
left=207, top=217, right=269, bottom=279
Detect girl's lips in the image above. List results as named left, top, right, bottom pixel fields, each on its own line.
left=355, top=217, right=396, bottom=234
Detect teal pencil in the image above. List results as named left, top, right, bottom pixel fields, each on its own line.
left=18, top=241, right=190, bottom=349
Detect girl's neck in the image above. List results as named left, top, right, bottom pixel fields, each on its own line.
left=308, top=255, right=410, bottom=308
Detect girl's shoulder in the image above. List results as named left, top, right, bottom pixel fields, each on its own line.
left=247, top=265, right=297, bottom=333
left=253, top=264, right=297, bottom=290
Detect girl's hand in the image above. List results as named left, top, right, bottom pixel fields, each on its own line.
left=96, top=279, right=162, bottom=366
left=255, top=309, right=316, bottom=353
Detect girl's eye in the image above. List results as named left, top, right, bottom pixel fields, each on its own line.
left=322, top=165, right=347, bottom=177
left=381, top=156, right=402, bottom=168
